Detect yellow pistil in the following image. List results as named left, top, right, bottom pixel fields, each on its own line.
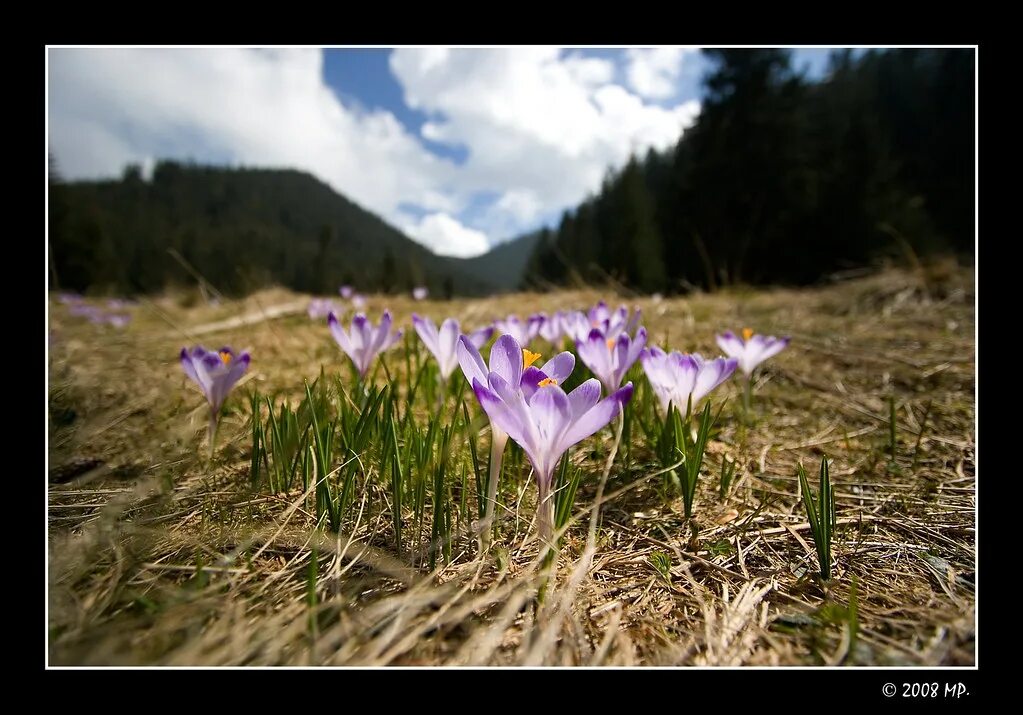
left=523, top=349, right=542, bottom=368
left=606, top=338, right=616, bottom=350
left=538, top=377, right=558, bottom=388
left=219, top=351, right=232, bottom=364
left=742, top=327, right=754, bottom=342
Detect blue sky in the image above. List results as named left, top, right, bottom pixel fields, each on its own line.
left=49, top=47, right=847, bottom=258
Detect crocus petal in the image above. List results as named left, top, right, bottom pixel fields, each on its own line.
left=625, top=327, right=647, bottom=374
left=692, top=357, right=736, bottom=403
left=468, top=325, right=494, bottom=349
left=487, top=371, right=539, bottom=452
left=716, top=331, right=744, bottom=359
left=559, top=383, right=633, bottom=453
left=528, top=385, right=573, bottom=480
left=412, top=314, right=440, bottom=357
left=350, top=314, right=370, bottom=353
left=371, top=311, right=395, bottom=354
left=577, top=328, right=613, bottom=387
left=457, top=335, right=489, bottom=386
left=539, top=351, right=575, bottom=385
left=328, top=312, right=355, bottom=360
left=520, top=366, right=548, bottom=402
left=566, top=378, right=602, bottom=417
left=756, top=336, right=790, bottom=364
left=181, top=347, right=201, bottom=387
left=437, top=318, right=461, bottom=377
left=473, top=377, right=529, bottom=448
left=488, top=334, right=524, bottom=386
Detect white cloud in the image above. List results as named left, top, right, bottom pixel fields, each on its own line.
left=496, top=190, right=543, bottom=224
left=48, top=47, right=702, bottom=256
left=625, top=47, right=695, bottom=100
left=48, top=47, right=458, bottom=246
left=401, top=213, right=490, bottom=258
left=390, top=48, right=700, bottom=240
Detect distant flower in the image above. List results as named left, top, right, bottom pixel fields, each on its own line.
left=537, top=311, right=564, bottom=344
left=106, top=298, right=132, bottom=310
left=412, top=286, right=429, bottom=301
left=180, top=345, right=251, bottom=438
left=468, top=325, right=494, bottom=348
left=308, top=298, right=338, bottom=320
left=495, top=314, right=542, bottom=346
left=339, top=285, right=354, bottom=300
left=69, top=303, right=108, bottom=324
left=106, top=314, right=131, bottom=328
left=328, top=310, right=403, bottom=378
left=577, top=326, right=647, bottom=392
left=468, top=334, right=633, bottom=543
left=716, top=329, right=790, bottom=378
left=562, top=302, right=641, bottom=343
left=351, top=294, right=367, bottom=310
left=639, top=347, right=737, bottom=415
left=58, top=292, right=83, bottom=305
left=413, top=314, right=461, bottom=380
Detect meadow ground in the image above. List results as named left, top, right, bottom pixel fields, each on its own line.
left=47, top=263, right=975, bottom=666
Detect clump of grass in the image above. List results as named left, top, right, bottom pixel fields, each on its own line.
left=719, top=455, right=737, bottom=499
left=655, top=399, right=717, bottom=519
left=797, top=455, right=836, bottom=582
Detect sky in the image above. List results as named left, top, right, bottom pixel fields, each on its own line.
left=48, top=47, right=839, bottom=258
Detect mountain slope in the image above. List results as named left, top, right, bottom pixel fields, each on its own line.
left=459, top=231, right=542, bottom=292
left=49, top=162, right=497, bottom=296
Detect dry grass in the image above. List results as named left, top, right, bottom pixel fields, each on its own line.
left=47, top=263, right=975, bottom=666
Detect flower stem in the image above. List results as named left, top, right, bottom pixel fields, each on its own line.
left=208, top=408, right=220, bottom=454
left=743, top=374, right=752, bottom=424
left=479, top=429, right=509, bottom=552
left=435, top=375, right=447, bottom=415
left=536, top=476, right=555, bottom=551
left=586, top=410, right=625, bottom=565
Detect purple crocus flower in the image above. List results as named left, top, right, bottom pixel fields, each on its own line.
left=564, top=302, right=642, bottom=343
left=106, top=314, right=131, bottom=328
left=308, top=298, right=338, bottom=320
left=339, top=285, right=354, bottom=299
left=411, top=315, right=486, bottom=380
left=412, top=286, right=429, bottom=301
left=469, top=335, right=633, bottom=544
left=494, top=314, right=542, bottom=347
left=351, top=294, right=367, bottom=310
left=537, top=311, right=563, bottom=344
left=639, top=347, right=737, bottom=415
left=468, top=324, right=494, bottom=348
left=560, top=311, right=591, bottom=344
left=180, top=345, right=251, bottom=440
left=577, top=326, right=647, bottom=392
left=69, top=303, right=102, bottom=320
left=457, top=333, right=576, bottom=547
left=328, top=310, right=403, bottom=378
left=716, top=329, right=790, bottom=377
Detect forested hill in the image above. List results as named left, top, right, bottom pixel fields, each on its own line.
left=523, top=48, right=975, bottom=292
left=48, top=163, right=498, bottom=297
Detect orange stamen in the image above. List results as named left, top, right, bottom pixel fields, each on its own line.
left=219, top=351, right=232, bottom=364
left=606, top=338, right=616, bottom=350
left=742, top=328, right=754, bottom=342
left=538, top=377, right=558, bottom=387
left=523, top=349, right=542, bottom=368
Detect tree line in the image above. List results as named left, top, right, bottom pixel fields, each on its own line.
left=524, top=48, right=974, bottom=292
left=47, top=162, right=481, bottom=297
